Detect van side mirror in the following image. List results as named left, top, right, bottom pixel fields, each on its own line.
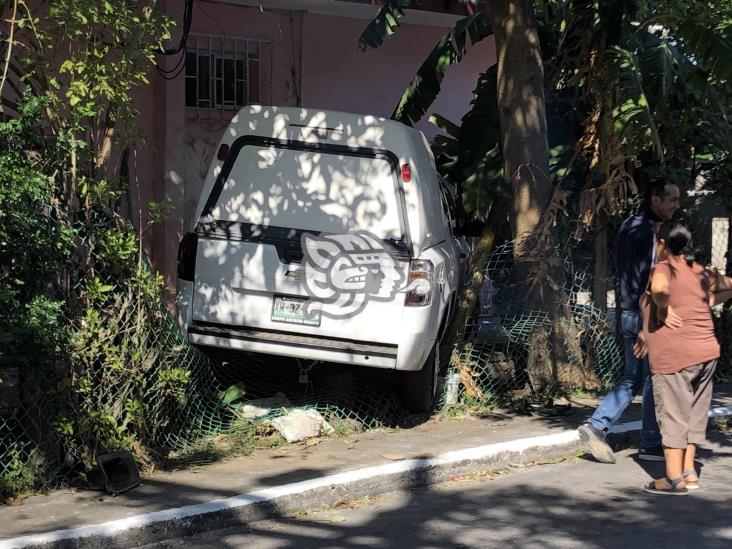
left=456, top=218, right=485, bottom=238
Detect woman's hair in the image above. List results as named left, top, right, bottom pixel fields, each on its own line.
left=656, top=221, right=694, bottom=266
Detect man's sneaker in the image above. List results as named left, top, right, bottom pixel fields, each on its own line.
left=578, top=422, right=616, bottom=463
left=638, top=445, right=665, bottom=462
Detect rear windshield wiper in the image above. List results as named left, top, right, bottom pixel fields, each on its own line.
left=382, top=237, right=409, bottom=254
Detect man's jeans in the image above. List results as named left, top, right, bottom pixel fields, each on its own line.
left=589, top=308, right=661, bottom=448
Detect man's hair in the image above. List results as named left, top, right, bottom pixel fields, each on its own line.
left=646, top=177, right=672, bottom=200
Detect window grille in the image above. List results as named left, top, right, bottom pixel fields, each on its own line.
left=185, top=35, right=272, bottom=119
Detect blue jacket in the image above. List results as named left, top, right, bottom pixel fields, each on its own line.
left=615, top=210, right=661, bottom=311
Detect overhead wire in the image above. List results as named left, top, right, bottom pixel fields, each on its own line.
left=156, top=48, right=186, bottom=79
left=156, top=54, right=186, bottom=80
left=160, top=0, right=193, bottom=56
left=155, top=0, right=193, bottom=80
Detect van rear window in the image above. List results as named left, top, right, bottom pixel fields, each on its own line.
left=208, top=144, right=404, bottom=240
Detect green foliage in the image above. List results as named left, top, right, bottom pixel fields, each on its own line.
left=0, top=0, right=191, bottom=498
left=608, top=45, right=664, bottom=160
left=47, top=0, right=168, bottom=118
left=219, top=382, right=248, bottom=407
left=431, top=66, right=506, bottom=218
left=0, top=97, right=72, bottom=356
left=358, top=0, right=731, bottom=217
left=539, top=0, right=732, bottom=217
left=673, top=16, right=732, bottom=84
left=358, top=0, right=412, bottom=51
left=361, top=7, right=495, bottom=218
left=0, top=444, right=41, bottom=501
left=392, top=13, right=492, bottom=126
left=54, top=268, right=195, bottom=468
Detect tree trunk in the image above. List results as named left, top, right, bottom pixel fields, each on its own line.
left=487, top=1, right=599, bottom=393
left=593, top=210, right=608, bottom=313
left=487, top=0, right=551, bottom=281
left=593, top=94, right=614, bottom=313
left=443, top=198, right=509, bottom=397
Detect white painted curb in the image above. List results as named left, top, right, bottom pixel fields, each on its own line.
left=3, top=405, right=730, bottom=549
left=0, top=430, right=579, bottom=549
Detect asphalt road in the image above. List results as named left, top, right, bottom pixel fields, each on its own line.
left=141, top=432, right=732, bottom=549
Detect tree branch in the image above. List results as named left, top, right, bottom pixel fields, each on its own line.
left=0, top=0, right=19, bottom=111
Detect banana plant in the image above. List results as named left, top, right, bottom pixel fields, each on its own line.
left=358, top=6, right=497, bottom=218
left=357, top=0, right=731, bottom=220
left=358, top=0, right=412, bottom=51
left=390, top=12, right=492, bottom=126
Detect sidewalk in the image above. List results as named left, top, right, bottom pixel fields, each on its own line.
left=1, top=388, right=730, bottom=548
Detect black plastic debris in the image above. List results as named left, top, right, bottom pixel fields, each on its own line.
left=87, top=450, right=141, bottom=496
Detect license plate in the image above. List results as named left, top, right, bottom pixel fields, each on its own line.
left=271, top=296, right=322, bottom=327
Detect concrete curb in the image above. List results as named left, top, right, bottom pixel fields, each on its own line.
left=4, top=405, right=730, bottom=549
left=0, top=430, right=581, bottom=549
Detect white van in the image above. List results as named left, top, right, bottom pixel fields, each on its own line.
left=176, top=106, right=470, bottom=411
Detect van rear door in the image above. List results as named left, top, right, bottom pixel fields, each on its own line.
left=190, top=137, right=411, bottom=344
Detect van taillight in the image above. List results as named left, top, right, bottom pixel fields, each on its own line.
left=177, top=232, right=198, bottom=281
left=401, top=163, right=412, bottom=182
left=405, top=259, right=433, bottom=306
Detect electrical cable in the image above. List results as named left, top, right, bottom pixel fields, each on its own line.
left=159, top=0, right=193, bottom=56
left=156, top=47, right=185, bottom=75
left=156, top=55, right=187, bottom=80
left=154, top=0, right=192, bottom=79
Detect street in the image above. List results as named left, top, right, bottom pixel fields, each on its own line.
left=142, top=432, right=732, bottom=548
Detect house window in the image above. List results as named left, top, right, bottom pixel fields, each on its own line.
left=185, top=35, right=271, bottom=117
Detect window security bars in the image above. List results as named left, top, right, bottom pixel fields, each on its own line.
left=185, top=35, right=272, bottom=120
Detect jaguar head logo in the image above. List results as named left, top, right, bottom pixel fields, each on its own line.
left=301, top=231, right=406, bottom=318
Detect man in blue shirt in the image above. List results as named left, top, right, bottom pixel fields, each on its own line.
left=579, top=179, right=680, bottom=463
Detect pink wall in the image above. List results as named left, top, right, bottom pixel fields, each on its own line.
left=141, top=1, right=304, bottom=297
left=301, top=13, right=496, bottom=138
left=138, top=2, right=497, bottom=296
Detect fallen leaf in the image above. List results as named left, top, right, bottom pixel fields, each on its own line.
left=327, top=516, right=346, bottom=523
left=380, top=453, right=405, bottom=461
left=304, top=438, right=321, bottom=447
left=6, top=497, right=24, bottom=506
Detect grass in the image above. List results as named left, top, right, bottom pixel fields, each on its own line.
left=438, top=392, right=498, bottom=419
left=0, top=456, right=42, bottom=503
left=448, top=450, right=580, bottom=487
left=327, top=417, right=365, bottom=438
left=162, top=412, right=365, bottom=472
left=287, top=495, right=383, bottom=520
left=163, top=418, right=271, bottom=469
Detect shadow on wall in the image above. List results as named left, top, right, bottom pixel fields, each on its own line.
left=182, top=137, right=218, bottom=226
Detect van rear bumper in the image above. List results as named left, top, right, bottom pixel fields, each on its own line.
left=189, top=321, right=398, bottom=369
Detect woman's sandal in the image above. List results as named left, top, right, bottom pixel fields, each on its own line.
left=683, top=469, right=700, bottom=490
left=643, top=475, right=688, bottom=495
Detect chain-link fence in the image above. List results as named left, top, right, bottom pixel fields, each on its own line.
left=0, top=286, right=220, bottom=494
left=1, top=214, right=731, bottom=497
left=457, top=237, right=624, bottom=402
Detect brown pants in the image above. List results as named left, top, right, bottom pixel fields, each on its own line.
left=652, top=360, right=717, bottom=449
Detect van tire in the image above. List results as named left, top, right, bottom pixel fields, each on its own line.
left=400, top=342, right=439, bottom=413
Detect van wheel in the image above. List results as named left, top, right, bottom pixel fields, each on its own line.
left=400, top=342, right=439, bottom=413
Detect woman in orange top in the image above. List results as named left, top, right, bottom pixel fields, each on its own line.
left=638, top=221, right=732, bottom=495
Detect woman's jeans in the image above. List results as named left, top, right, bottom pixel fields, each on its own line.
left=589, top=308, right=661, bottom=448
